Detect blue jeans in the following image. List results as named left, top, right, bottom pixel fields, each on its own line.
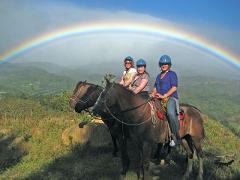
left=167, top=97, right=180, bottom=139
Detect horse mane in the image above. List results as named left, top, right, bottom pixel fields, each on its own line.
left=75, top=81, right=84, bottom=88
left=113, top=83, right=150, bottom=100
left=114, top=83, right=136, bottom=96
left=75, top=80, right=95, bottom=87
left=73, top=80, right=102, bottom=93
left=180, top=103, right=202, bottom=113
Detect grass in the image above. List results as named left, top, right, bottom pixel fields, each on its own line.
left=0, top=97, right=240, bottom=179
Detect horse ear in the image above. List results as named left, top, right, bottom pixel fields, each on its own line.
left=104, top=76, right=110, bottom=85
left=83, top=80, right=87, bottom=83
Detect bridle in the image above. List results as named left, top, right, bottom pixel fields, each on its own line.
left=79, top=86, right=102, bottom=104
left=70, top=84, right=103, bottom=106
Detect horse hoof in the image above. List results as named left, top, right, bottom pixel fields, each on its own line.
left=160, top=159, right=165, bottom=166
left=182, top=174, right=189, bottom=180
left=197, top=175, right=203, bottom=180
left=121, top=170, right=127, bottom=176
left=120, top=174, right=126, bottom=180
left=137, top=174, right=144, bottom=180
left=152, top=175, right=160, bottom=180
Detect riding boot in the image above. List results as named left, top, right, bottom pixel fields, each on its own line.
left=170, top=134, right=177, bottom=147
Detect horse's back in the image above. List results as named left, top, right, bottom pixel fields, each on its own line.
left=180, top=104, right=205, bottom=140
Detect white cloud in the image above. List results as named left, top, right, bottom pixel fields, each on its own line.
left=0, top=0, right=239, bottom=77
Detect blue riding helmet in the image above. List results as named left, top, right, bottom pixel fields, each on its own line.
left=159, top=55, right=171, bottom=66
left=136, top=59, right=146, bottom=67
left=124, top=56, right=133, bottom=62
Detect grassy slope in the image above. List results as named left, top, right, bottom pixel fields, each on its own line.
left=0, top=63, right=239, bottom=179
left=0, top=98, right=239, bottom=179
left=179, top=76, right=240, bottom=136
left=1, top=63, right=239, bottom=136
left=0, top=63, right=75, bottom=97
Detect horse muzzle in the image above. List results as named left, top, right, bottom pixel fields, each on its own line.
left=69, top=98, right=77, bottom=109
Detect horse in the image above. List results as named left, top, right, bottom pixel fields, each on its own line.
left=69, top=81, right=119, bottom=156
left=69, top=81, right=131, bottom=175
left=92, top=79, right=205, bottom=180
left=69, top=81, right=103, bottom=113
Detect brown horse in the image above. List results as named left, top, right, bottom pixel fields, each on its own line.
left=69, top=81, right=132, bottom=175
left=93, top=80, right=205, bottom=180
left=69, top=81, right=121, bottom=157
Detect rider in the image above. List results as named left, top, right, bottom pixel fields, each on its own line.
left=119, top=56, right=137, bottom=89
left=129, top=58, right=150, bottom=98
left=150, top=55, right=180, bottom=147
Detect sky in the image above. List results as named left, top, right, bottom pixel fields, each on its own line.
left=66, top=0, right=240, bottom=28
left=0, top=0, right=239, bottom=77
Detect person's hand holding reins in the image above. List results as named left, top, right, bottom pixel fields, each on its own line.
left=155, top=93, right=165, bottom=99
left=149, top=93, right=169, bottom=103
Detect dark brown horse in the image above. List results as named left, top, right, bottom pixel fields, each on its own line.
left=69, top=81, right=131, bottom=174
left=69, top=81, right=119, bottom=156
left=93, top=80, right=205, bottom=180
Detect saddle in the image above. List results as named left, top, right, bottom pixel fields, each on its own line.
left=148, top=99, right=170, bottom=143
left=149, top=98, right=186, bottom=123
left=149, top=98, right=186, bottom=143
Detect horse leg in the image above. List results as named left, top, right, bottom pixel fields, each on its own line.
left=181, top=137, right=194, bottom=180
left=160, top=143, right=171, bottom=165
left=136, top=143, right=144, bottom=180
left=152, top=143, right=161, bottom=164
left=153, top=143, right=169, bottom=165
left=192, top=138, right=204, bottom=180
left=110, top=133, right=118, bottom=157
left=106, top=122, right=119, bottom=157
left=118, top=136, right=130, bottom=176
left=142, top=142, right=152, bottom=180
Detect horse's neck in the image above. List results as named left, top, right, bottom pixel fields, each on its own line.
left=117, top=87, right=146, bottom=111
left=115, top=87, right=152, bottom=127
left=90, top=85, right=103, bottom=96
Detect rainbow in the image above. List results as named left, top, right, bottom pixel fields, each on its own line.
left=0, top=21, right=239, bottom=69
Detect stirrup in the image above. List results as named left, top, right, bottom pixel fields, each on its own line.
left=169, top=140, right=176, bottom=147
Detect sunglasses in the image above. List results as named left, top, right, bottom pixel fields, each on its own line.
left=159, top=63, right=170, bottom=67
left=125, top=62, right=132, bottom=64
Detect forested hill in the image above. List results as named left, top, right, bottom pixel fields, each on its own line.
left=0, top=63, right=75, bottom=97
left=1, top=62, right=239, bottom=136
left=0, top=62, right=239, bottom=179
left=0, top=87, right=239, bottom=179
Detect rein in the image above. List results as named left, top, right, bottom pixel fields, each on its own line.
left=121, top=97, right=152, bottom=113
left=104, top=100, right=153, bottom=126
left=102, top=84, right=154, bottom=126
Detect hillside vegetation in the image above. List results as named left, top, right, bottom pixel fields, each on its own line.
left=1, top=63, right=239, bottom=136
left=0, top=95, right=239, bottom=179
left=0, top=62, right=239, bottom=179
left=0, top=63, right=75, bottom=97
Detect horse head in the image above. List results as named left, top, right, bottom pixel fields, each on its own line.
left=69, top=81, right=103, bottom=112
left=92, top=78, right=119, bottom=116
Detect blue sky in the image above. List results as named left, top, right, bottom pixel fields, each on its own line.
left=55, top=0, right=240, bottom=28
left=0, top=0, right=239, bottom=76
